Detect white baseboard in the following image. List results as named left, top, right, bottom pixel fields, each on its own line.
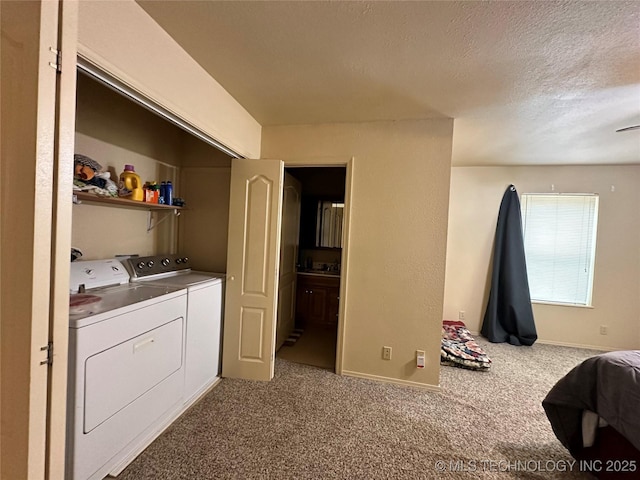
left=534, top=338, right=617, bottom=352
left=469, top=330, right=619, bottom=352
left=341, top=370, right=441, bottom=392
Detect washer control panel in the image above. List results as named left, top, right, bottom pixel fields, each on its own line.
left=125, top=254, right=191, bottom=279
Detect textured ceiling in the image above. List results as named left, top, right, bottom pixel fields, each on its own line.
left=137, top=0, right=640, bottom=166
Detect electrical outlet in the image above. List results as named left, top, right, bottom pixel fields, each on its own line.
left=600, top=325, right=608, bottom=335
left=458, top=310, right=465, bottom=320
left=416, top=350, right=425, bottom=368
left=382, top=346, right=392, bottom=360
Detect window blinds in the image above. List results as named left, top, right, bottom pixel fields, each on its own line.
left=521, top=194, right=599, bottom=306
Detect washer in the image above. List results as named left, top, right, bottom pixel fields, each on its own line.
left=67, top=259, right=187, bottom=480
left=124, top=254, right=225, bottom=404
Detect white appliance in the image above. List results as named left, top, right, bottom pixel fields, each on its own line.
left=124, top=254, right=225, bottom=404
left=67, top=259, right=187, bottom=480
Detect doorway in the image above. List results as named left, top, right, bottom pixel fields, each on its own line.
left=276, top=167, right=347, bottom=371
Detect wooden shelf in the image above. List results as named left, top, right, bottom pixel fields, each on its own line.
left=73, top=191, right=182, bottom=211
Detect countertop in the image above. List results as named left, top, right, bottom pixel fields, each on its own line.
left=297, top=270, right=340, bottom=277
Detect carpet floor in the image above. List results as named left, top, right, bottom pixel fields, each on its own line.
left=117, top=340, right=601, bottom=479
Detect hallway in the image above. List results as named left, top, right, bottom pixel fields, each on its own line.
left=276, top=324, right=337, bottom=371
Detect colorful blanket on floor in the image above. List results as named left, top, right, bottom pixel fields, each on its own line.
left=441, top=320, right=491, bottom=371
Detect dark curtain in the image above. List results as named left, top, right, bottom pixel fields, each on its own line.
left=481, top=185, right=537, bottom=346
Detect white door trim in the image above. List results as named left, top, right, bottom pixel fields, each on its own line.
left=283, top=157, right=354, bottom=375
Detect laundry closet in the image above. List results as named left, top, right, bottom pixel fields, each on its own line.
left=72, top=72, right=233, bottom=269
left=68, top=67, right=241, bottom=480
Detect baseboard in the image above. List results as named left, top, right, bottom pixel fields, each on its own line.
left=469, top=330, right=619, bottom=352
left=341, top=370, right=441, bottom=392
left=534, top=338, right=617, bottom=352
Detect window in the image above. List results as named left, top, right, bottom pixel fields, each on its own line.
left=520, top=193, right=599, bottom=306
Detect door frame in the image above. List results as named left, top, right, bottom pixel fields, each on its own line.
left=282, top=157, right=353, bottom=375
left=47, top=1, right=79, bottom=478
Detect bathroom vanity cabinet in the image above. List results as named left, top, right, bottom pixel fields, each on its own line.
left=296, top=274, right=340, bottom=326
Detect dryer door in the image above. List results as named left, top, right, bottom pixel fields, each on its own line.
left=84, top=317, right=183, bottom=432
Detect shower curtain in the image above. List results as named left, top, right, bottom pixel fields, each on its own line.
left=481, top=184, right=537, bottom=346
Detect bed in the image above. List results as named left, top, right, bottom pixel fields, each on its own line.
left=542, top=350, right=640, bottom=479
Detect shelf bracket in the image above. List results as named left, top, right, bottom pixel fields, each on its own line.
left=147, top=209, right=180, bottom=232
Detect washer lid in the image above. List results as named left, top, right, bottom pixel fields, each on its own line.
left=69, top=259, right=129, bottom=293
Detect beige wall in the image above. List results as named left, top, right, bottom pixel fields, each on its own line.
left=77, top=0, right=261, bottom=159
left=444, top=166, right=640, bottom=350
left=263, top=119, right=454, bottom=388
left=178, top=135, right=232, bottom=273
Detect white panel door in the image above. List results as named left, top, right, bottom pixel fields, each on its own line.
left=276, top=173, right=301, bottom=350
left=222, top=159, right=284, bottom=381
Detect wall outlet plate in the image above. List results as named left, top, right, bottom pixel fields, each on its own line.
left=416, top=350, right=425, bottom=368
left=382, top=346, right=392, bottom=360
